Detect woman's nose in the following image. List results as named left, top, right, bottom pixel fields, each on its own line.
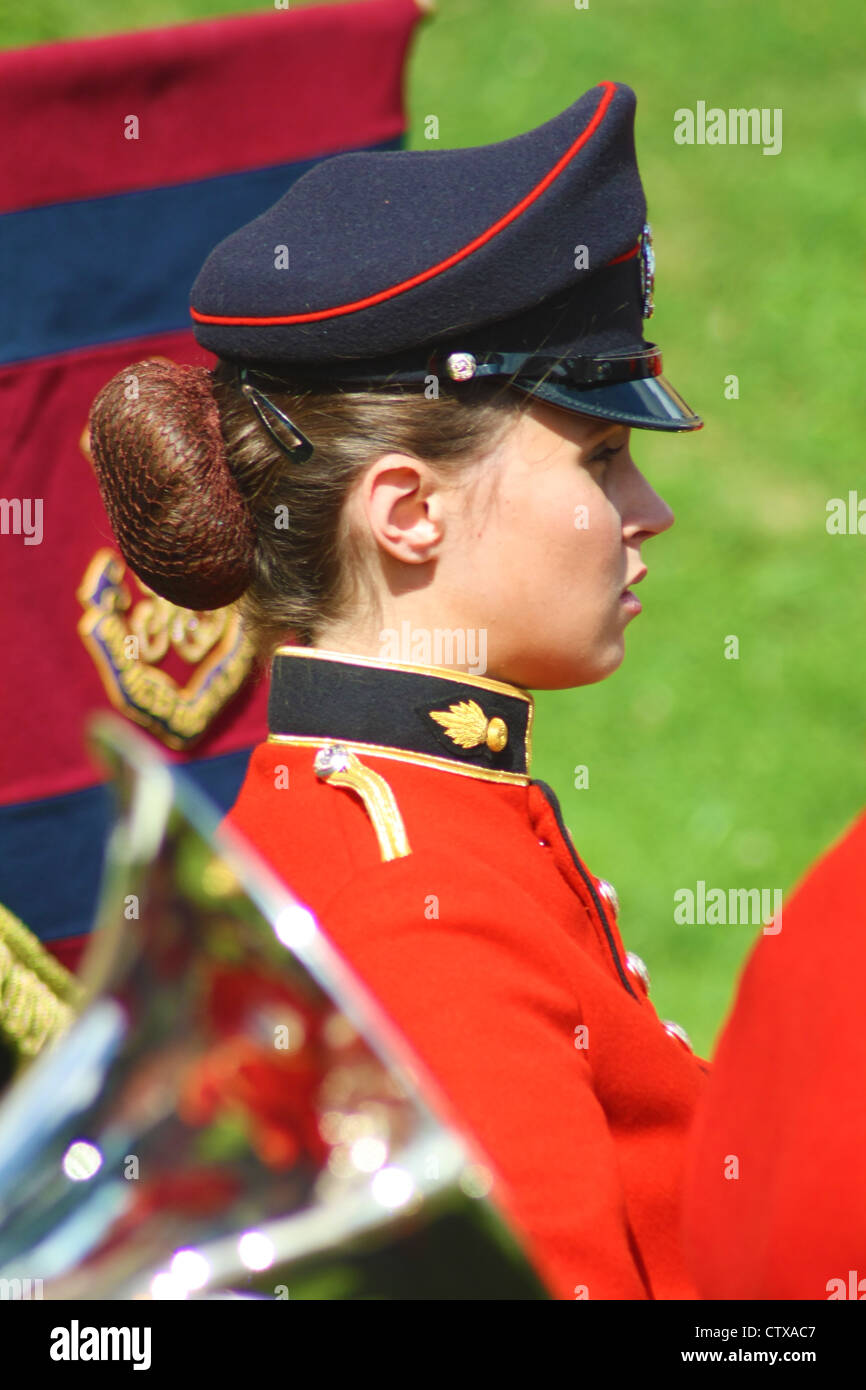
left=622, top=468, right=675, bottom=541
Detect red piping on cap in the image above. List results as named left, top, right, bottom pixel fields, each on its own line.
left=607, top=244, right=640, bottom=266
left=191, top=80, right=637, bottom=328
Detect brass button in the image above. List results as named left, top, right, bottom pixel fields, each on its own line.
left=445, top=351, right=477, bottom=381
left=625, top=951, right=651, bottom=995
left=485, top=716, right=508, bottom=752
left=662, top=1020, right=693, bottom=1052
left=314, top=742, right=351, bottom=777
left=597, top=878, right=619, bottom=916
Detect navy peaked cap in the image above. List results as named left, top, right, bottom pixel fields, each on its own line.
left=190, top=81, right=702, bottom=432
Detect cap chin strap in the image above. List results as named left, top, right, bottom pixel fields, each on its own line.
left=432, top=344, right=664, bottom=388
left=272, top=343, right=664, bottom=391
left=230, top=344, right=663, bottom=454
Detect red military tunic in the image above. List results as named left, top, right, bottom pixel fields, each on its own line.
left=682, top=809, right=866, bottom=1299
left=226, top=646, right=709, bottom=1299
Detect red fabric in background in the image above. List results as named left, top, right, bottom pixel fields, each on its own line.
left=0, top=0, right=422, bottom=212
left=0, top=0, right=424, bottom=806
left=0, top=330, right=270, bottom=803
left=47, top=934, right=90, bottom=975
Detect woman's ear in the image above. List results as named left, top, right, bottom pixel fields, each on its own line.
left=358, top=454, right=446, bottom=565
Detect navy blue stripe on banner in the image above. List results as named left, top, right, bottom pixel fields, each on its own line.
left=0, top=138, right=402, bottom=367
left=0, top=747, right=254, bottom=942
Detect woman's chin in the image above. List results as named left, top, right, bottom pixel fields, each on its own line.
left=571, top=642, right=626, bottom=688
left=495, top=639, right=626, bottom=691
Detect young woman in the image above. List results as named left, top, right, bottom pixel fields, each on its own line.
left=88, top=80, right=707, bottom=1300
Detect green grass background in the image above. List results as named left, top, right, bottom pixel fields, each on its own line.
left=4, top=0, right=864, bottom=1055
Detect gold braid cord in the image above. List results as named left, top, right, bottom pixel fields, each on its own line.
left=0, top=904, right=84, bottom=1065
left=319, top=751, right=412, bottom=862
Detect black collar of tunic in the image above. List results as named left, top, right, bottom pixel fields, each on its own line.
left=267, top=646, right=534, bottom=783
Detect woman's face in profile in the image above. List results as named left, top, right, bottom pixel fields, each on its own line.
left=443, top=398, right=677, bottom=690
left=334, top=395, right=677, bottom=691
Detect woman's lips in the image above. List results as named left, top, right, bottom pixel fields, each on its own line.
left=620, top=567, right=646, bottom=614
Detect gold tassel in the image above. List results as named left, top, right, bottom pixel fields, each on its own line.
left=0, top=903, right=84, bottom=1070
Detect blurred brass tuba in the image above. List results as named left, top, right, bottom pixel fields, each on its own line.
left=0, top=715, right=547, bottom=1300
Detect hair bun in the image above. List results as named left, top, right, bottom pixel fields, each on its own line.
left=87, top=358, right=256, bottom=610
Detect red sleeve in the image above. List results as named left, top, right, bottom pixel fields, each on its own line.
left=321, top=855, right=652, bottom=1300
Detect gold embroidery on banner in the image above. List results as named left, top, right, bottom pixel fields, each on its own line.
left=76, top=548, right=255, bottom=750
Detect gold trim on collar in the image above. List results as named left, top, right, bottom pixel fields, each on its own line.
left=268, top=734, right=531, bottom=785
left=273, top=644, right=534, bottom=704
left=271, top=644, right=534, bottom=771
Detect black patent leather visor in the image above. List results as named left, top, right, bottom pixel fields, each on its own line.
left=424, top=343, right=702, bottom=432
left=515, top=370, right=703, bottom=432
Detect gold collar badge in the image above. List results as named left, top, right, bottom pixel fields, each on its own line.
left=429, top=699, right=509, bottom=754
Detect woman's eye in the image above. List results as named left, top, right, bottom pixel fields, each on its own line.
left=588, top=444, right=623, bottom=467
